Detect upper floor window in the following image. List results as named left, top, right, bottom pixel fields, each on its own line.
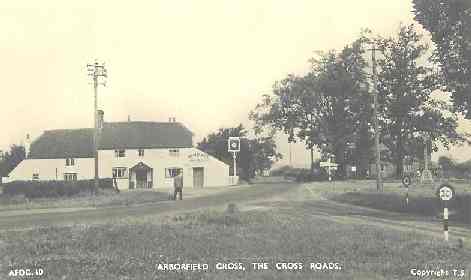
left=114, top=149, right=126, bottom=158
left=169, top=149, right=179, bottom=157
left=112, top=167, right=127, bottom=178
left=138, top=149, right=145, bottom=157
left=64, top=173, right=77, bottom=181
left=65, top=158, right=75, bottom=166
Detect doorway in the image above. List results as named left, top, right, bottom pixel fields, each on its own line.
left=193, top=167, right=204, bottom=188
left=130, top=162, right=153, bottom=189
left=135, top=169, right=148, bottom=188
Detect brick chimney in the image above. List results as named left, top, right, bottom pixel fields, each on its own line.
left=25, top=133, right=31, bottom=158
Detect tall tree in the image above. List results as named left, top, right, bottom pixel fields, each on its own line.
left=413, top=0, right=471, bottom=118
left=310, top=36, right=371, bottom=177
left=250, top=74, right=322, bottom=172
left=251, top=36, right=372, bottom=178
left=376, top=24, right=463, bottom=177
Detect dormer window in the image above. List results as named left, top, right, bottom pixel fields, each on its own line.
left=138, top=149, right=145, bottom=157
left=65, top=158, right=75, bottom=166
left=114, top=149, right=126, bottom=158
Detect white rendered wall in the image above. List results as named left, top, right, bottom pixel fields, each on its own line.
left=98, top=147, right=229, bottom=190
left=8, top=148, right=230, bottom=190
left=8, top=158, right=94, bottom=181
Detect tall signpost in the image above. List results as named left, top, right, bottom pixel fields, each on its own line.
left=87, top=61, right=107, bottom=194
left=437, top=184, right=455, bottom=242
left=228, top=137, right=240, bottom=184
left=402, top=175, right=411, bottom=207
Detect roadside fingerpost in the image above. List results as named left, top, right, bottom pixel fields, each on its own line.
left=402, top=175, right=411, bottom=207
left=436, top=184, right=455, bottom=242
left=320, top=159, right=338, bottom=182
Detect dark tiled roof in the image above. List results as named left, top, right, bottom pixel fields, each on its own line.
left=99, top=122, right=193, bottom=150
left=28, top=122, right=193, bottom=159
left=29, top=128, right=94, bottom=159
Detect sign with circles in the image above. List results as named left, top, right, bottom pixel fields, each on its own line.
left=402, top=175, right=411, bottom=187
left=436, top=184, right=455, bottom=201
left=228, top=137, right=240, bottom=152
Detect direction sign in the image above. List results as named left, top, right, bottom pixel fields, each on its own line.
left=402, top=175, right=411, bottom=187
left=320, top=162, right=339, bottom=168
left=437, top=184, right=455, bottom=201
left=228, top=137, right=240, bottom=152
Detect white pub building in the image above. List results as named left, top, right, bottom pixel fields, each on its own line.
left=8, top=112, right=231, bottom=190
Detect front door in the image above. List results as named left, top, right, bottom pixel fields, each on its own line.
left=193, top=167, right=204, bottom=188
left=135, top=169, right=147, bottom=188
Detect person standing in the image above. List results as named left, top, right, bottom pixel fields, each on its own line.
left=173, top=170, right=183, bottom=200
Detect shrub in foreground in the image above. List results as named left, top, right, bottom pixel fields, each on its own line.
left=2, top=178, right=114, bottom=198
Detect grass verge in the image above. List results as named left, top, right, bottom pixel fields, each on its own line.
left=1, top=204, right=470, bottom=279
left=0, top=190, right=169, bottom=212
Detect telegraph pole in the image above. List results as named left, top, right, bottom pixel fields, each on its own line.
left=370, top=43, right=383, bottom=192
left=87, top=61, right=107, bottom=194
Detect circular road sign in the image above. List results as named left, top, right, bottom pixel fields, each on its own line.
left=402, top=175, right=411, bottom=187
left=436, top=184, right=455, bottom=201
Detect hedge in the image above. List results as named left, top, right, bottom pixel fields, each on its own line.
left=2, top=178, right=114, bottom=198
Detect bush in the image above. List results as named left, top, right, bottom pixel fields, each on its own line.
left=331, top=191, right=471, bottom=224
left=2, top=178, right=114, bottom=199
left=295, top=168, right=329, bottom=182
left=269, top=165, right=293, bottom=176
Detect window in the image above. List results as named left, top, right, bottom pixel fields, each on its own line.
left=32, top=173, right=39, bottom=180
left=64, top=173, right=77, bottom=181
left=114, top=149, right=126, bottom=157
left=165, top=168, right=182, bottom=178
left=138, top=149, right=145, bottom=157
left=169, top=149, right=179, bottom=157
left=65, top=158, right=75, bottom=166
left=112, top=167, right=127, bottom=178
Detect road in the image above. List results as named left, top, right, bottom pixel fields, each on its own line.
left=1, top=181, right=470, bottom=243
left=0, top=181, right=298, bottom=231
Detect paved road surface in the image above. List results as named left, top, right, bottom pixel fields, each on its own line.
left=1, top=181, right=470, bottom=244
left=0, top=182, right=298, bottom=231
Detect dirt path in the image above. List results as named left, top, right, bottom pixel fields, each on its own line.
left=2, top=180, right=470, bottom=245
left=248, top=185, right=471, bottom=244
left=0, top=181, right=298, bottom=231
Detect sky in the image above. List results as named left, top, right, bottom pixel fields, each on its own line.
left=1, top=0, right=470, bottom=166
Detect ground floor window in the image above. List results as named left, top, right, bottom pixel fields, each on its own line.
left=165, top=167, right=183, bottom=178
left=64, top=173, right=77, bottom=181
left=113, top=167, right=127, bottom=178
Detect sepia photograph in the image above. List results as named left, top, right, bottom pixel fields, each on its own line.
left=1, top=0, right=470, bottom=279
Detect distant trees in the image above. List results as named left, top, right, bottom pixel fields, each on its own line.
left=250, top=25, right=466, bottom=179
left=197, top=124, right=282, bottom=180
left=0, top=145, right=26, bottom=178
left=413, top=0, right=471, bottom=118
left=375, top=24, right=463, bottom=177
left=250, top=35, right=373, bottom=178
left=438, top=156, right=455, bottom=177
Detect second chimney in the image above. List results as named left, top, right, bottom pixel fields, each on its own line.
left=25, top=133, right=31, bottom=158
